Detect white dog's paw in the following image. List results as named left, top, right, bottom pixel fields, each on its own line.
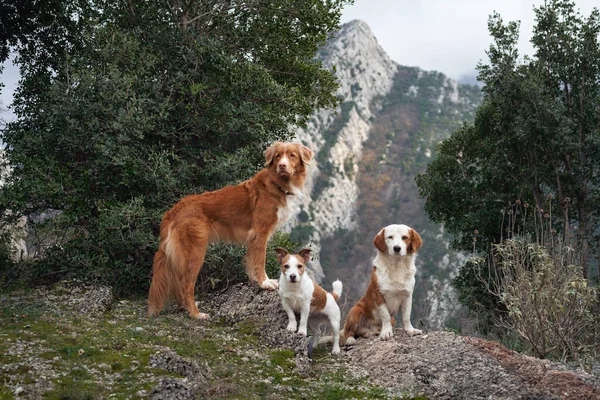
left=297, top=327, right=308, bottom=336
left=286, top=322, right=297, bottom=332
left=331, top=346, right=341, bottom=355
left=406, top=327, right=423, bottom=336
left=345, top=337, right=356, bottom=345
left=260, top=279, right=279, bottom=290
left=379, top=328, right=394, bottom=340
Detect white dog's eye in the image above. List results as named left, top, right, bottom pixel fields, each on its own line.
left=402, top=236, right=408, bottom=240
left=298, top=264, right=303, bottom=269
left=388, top=236, right=393, bottom=239
left=284, top=264, right=289, bottom=269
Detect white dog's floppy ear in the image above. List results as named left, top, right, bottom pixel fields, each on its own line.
left=373, top=229, right=387, bottom=253
left=299, top=144, right=313, bottom=165
left=298, top=248, right=312, bottom=263
left=264, top=142, right=282, bottom=166
left=274, top=247, right=288, bottom=264
left=408, top=228, right=423, bottom=254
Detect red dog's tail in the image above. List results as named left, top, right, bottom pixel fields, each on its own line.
left=148, top=210, right=177, bottom=317
left=148, top=249, right=171, bottom=317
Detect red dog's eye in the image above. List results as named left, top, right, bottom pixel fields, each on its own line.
left=290, top=153, right=296, bottom=158
left=275, top=153, right=281, bottom=159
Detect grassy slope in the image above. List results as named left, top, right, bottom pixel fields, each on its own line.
left=0, top=284, right=423, bottom=399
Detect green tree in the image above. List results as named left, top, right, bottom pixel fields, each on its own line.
left=416, top=1, right=600, bottom=337
left=417, top=0, right=600, bottom=277
left=0, top=0, right=351, bottom=293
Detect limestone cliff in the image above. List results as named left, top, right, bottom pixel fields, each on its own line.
left=282, top=20, right=483, bottom=329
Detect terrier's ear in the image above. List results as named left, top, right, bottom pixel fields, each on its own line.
left=373, top=229, right=387, bottom=253
left=274, top=247, right=288, bottom=264
left=408, top=228, right=423, bottom=254
left=298, top=248, right=312, bottom=263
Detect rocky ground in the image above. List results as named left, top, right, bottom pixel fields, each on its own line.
left=0, top=280, right=598, bottom=399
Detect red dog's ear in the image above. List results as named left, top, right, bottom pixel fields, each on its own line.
left=264, top=142, right=282, bottom=166
left=408, top=228, right=423, bottom=254
left=299, top=144, right=313, bottom=165
left=298, top=248, right=312, bottom=263
left=373, top=229, right=387, bottom=253
left=274, top=247, right=288, bottom=264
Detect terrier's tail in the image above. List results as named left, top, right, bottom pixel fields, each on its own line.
left=331, top=279, right=343, bottom=301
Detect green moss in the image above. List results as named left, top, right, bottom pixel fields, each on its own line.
left=1, top=288, right=410, bottom=399
left=270, top=349, right=296, bottom=369
left=0, top=385, right=14, bottom=399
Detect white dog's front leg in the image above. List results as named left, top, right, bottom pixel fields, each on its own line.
left=297, top=303, right=310, bottom=336
left=281, top=299, right=297, bottom=332
left=401, top=293, right=422, bottom=336
left=378, top=304, right=394, bottom=340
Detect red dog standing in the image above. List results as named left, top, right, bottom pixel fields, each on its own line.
left=148, top=142, right=313, bottom=319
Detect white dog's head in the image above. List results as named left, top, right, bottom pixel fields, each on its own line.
left=274, top=248, right=311, bottom=283
left=373, top=224, right=422, bottom=256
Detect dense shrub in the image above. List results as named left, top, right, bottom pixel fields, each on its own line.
left=0, top=0, right=349, bottom=295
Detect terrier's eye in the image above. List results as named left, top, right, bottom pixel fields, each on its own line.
left=284, top=264, right=289, bottom=269
left=298, top=264, right=303, bottom=269
left=402, top=236, right=408, bottom=240
left=388, top=236, right=393, bottom=239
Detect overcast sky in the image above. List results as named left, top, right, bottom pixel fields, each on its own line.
left=341, top=0, right=598, bottom=82
left=1, top=0, right=598, bottom=122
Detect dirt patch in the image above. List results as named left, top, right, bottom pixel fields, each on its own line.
left=464, top=337, right=600, bottom=400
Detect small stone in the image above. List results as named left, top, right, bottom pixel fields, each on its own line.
left=15, top=387, right=24, bottom=395
left=134, top=327, right=144, bottom=333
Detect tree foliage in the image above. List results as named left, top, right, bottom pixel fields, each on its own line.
left=0, top=0, right=350, bottom=293
left=417, top=0, right=600, bottom=276
left=416, top=0, right=600, bottom=340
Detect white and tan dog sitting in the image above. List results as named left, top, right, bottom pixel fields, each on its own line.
left=342, top=224, right=423, bottom=344
left=275, top=248, right=343, bottom=355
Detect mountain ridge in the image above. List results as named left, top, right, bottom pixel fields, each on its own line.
left=284, top=19, right=483, bottom=329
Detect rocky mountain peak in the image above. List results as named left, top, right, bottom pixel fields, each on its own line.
left=317, top=20, right=397, bottom=121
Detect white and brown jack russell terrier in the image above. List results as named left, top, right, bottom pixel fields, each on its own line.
left=275, top=248, right=343, bottom=355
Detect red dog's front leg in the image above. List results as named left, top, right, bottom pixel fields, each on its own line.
left=245, top=228, right=278, bottom=290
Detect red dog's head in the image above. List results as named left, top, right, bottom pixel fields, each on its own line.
left=264, top=142, right=313, bottom=177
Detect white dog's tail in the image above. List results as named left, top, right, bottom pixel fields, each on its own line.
left=331, top=279, right=343, bottom=301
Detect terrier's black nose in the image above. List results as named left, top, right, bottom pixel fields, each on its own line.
left=290, top=274, right=297, bottom=282
left=393, top=245, right=401, bottom=253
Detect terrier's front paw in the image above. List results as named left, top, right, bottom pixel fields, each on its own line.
left=297, top=327, right=308, bottom=336
left=379, top=328, right=394, bottom=340
left=260, top=279, right=279, bottom=290
left=331, top=346, right=341, bottom=355
left=406, top=327, right=422, bottom=336
left=286, top=322, right=297, bottom=332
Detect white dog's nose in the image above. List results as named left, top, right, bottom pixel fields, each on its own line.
left=393, top=245, right=401, bottom=253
